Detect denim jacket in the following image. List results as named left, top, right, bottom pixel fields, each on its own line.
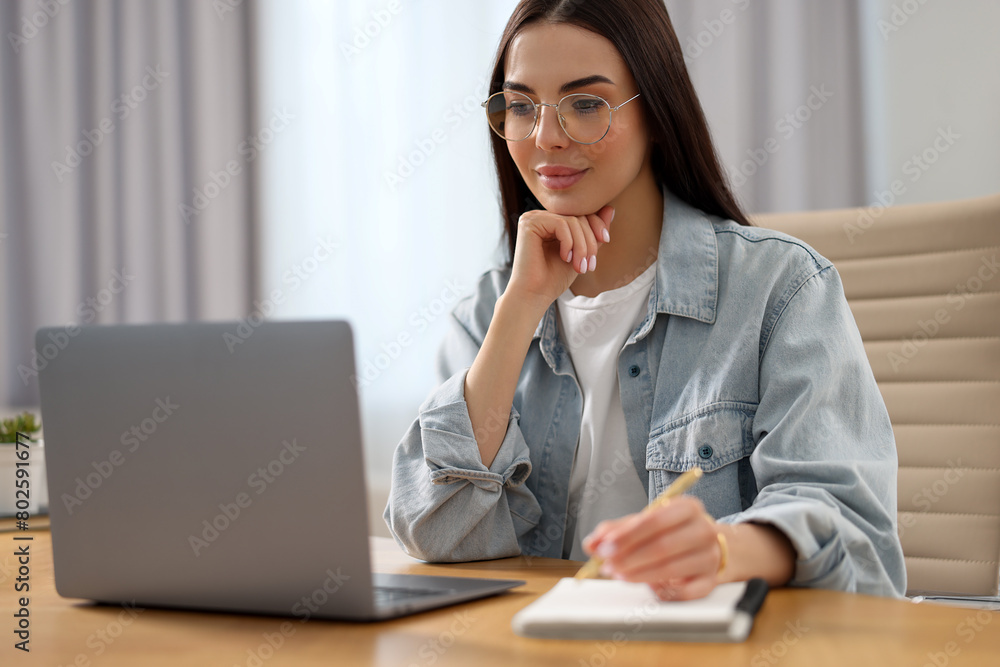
left=384, top=189, right=906, bottom=598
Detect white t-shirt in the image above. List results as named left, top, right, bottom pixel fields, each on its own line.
left=556, top=262, right=657, bottom=560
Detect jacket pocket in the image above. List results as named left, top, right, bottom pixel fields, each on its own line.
left=645, top=402, right=757, bottom=498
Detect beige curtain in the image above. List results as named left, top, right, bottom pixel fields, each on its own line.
left=0, top=0, right=260, bottom=408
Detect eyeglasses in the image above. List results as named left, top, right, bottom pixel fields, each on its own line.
left=481, top=91, right=641, bottom=145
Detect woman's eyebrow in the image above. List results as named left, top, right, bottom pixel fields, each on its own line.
left=502, top=74, right=616, bottom=95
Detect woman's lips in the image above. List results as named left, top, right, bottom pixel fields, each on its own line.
left=536, top=166, right=587, bottom=190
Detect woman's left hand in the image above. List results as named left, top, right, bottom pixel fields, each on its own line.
left=582, top=495, right=724, bottom=601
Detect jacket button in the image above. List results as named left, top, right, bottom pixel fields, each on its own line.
left=698, top=445, right=713, bottom=459
left=628, top=365, right=641, bottom=378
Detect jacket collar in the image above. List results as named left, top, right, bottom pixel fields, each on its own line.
left=652, top=187, right=719, bottom=325
left=532, top=187, right=720, bottom=345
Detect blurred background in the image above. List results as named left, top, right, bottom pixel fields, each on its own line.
left=2, top=0, right=998, bottom=533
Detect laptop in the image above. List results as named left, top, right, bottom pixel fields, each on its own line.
left=36, top=320, right=523, bottom=620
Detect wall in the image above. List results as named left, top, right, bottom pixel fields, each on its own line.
left=869, top=0, right=1000, bottom=205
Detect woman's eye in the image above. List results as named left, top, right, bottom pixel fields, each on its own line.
left=509, top=102, right=534, bottom=116
left=572, top=98, right=604, bottom=114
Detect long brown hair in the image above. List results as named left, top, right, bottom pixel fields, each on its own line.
left=489, top=0, right=751, bottom=261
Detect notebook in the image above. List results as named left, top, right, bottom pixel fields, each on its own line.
left=512, top=578, right=768, bottom=642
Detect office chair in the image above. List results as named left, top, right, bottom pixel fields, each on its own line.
left=757, top=193, right=1000, bottom=596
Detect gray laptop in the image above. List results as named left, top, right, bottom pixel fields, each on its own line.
left=36, top=320, right=523, bottom=620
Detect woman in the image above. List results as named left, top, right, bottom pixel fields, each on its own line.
left=385, top=0, right=905, bottom=601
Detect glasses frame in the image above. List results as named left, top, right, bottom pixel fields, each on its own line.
left=481, top=91, right=641, bottom=145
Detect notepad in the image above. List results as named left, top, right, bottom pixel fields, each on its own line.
left=512, top=578, right=768, bottom=642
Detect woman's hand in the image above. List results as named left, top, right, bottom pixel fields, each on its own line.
left=582, top=495, right=724, bottom=601
left=505, top=205, right=615, bottom=311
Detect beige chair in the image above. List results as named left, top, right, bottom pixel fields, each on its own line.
left=756, top=193, right=1000, bottom=596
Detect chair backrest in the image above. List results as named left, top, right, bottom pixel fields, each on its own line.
left=755, top=193, right=1000, bottom=596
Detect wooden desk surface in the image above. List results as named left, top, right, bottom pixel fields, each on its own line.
left=4, top=526, right=999, bottom=666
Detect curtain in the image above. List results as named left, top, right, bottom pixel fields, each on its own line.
left=253, top=0, right=522, bottom=483
left=0, top=0, right=259, bottom=408
left=665, top=0, right=869, bottom=214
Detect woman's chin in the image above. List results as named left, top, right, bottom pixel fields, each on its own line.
left=534, top=191, right=601, bottom=218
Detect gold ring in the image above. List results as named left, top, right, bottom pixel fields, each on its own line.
left=716, top=532, right=729, bottom=576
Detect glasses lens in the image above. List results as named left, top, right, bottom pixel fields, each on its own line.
left=557, top=94, right=612, bottom=144
left=486, top=92, right=535, bottom=141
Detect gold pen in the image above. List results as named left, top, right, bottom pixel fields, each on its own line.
left=575, top=466, right=704, bottom=580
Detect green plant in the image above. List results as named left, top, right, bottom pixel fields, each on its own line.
left=0, top=412, right=41, bottom=443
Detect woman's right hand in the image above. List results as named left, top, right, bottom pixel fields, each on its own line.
left=505, top=205, right=615, bottom=311
left=465, top=204, right=612, bottom=467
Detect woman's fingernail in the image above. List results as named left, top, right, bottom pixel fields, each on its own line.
left=603, top=229, right=610, bottom=243
left=610, top=208, right=616, bottom=223
left=580, top=257, right=588, bottom=274
left=567, top=250, right=573, bottom=264
left=599, top=562, right=615, bottom=578
left=597, top=543, right=615, bottom=558
left=588, top=255, right=597, bottom=272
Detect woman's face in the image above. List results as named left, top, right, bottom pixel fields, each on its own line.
left=503, top=21, right=652, bottom=217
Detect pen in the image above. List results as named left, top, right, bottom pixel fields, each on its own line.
left=574, top=466, right=704, bottom=580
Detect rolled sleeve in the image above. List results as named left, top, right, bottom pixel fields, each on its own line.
left=722, top=265, right=906, bottom=597
left=383, top=275, right=542, bottom=562
left=419, top=370, right=533, bottom=489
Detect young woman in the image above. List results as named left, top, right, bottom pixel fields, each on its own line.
left=385, top=0, right=905, bottom=601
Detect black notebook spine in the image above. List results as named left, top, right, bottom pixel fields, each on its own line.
left=735, top=578, right=769, bottom=617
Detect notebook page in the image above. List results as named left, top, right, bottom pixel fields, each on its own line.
left=516, top=578, right=748, bottom=626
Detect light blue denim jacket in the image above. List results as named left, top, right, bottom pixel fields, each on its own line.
left=384, top=189, right=906, bottom=597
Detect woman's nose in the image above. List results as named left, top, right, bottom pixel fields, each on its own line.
left=534, top=104, right=569, bottom=150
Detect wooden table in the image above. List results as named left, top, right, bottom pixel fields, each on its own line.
left=3, top=524, right=999, bottom=666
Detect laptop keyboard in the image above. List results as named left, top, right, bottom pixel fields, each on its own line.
left=373, top=585, right=456, bottom=606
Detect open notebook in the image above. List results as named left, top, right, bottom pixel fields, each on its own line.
left=512, top=578, right=768, bottom=642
